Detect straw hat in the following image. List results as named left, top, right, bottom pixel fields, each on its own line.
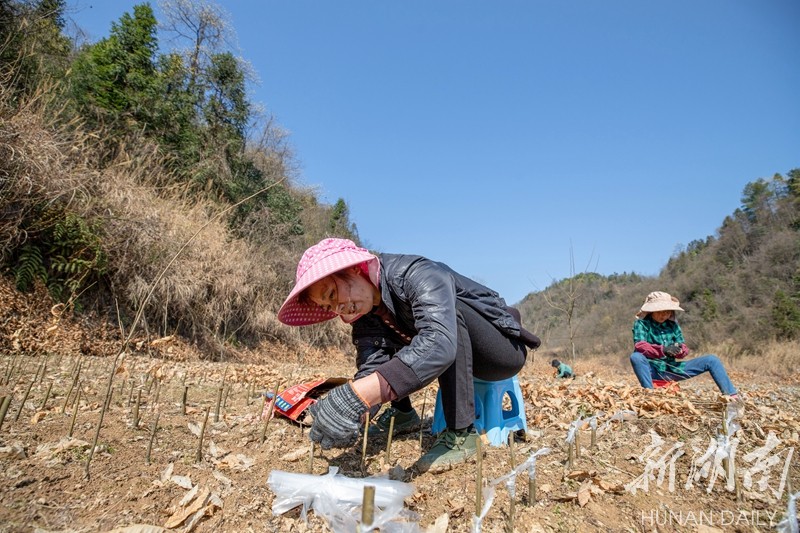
left=635, top=291, right=684, bottom=319
left=278, top=238, right=380, bottom=326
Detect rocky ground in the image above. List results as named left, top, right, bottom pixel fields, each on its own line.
left=1, top=281, right=799, bottom=532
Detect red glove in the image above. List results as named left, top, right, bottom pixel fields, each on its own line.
left=634, top=341, right=664, bottom=359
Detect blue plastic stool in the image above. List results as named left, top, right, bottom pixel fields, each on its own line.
left=431, top=375, right=527, bottom=447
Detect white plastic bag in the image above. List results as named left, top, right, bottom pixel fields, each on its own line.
left=267, top=467, right=419, bottom=532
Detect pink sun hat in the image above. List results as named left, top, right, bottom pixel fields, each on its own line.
left=278, top=238, right=380, bottom=326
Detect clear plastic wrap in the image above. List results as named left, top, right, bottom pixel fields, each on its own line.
left=267, top=467, right=419, bottom=532
left=471, top=447, right=551, bottom=533
left=777, top=491, right=799, bottom=533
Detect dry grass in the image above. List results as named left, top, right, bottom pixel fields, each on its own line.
left=0, top=76, right=350, bottom=355
left=723, top=340, right=800, bottom=376
left=0, top=80, right=93, bottom=260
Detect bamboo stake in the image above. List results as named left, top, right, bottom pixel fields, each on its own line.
left=9, top=356, right=20, bottom=383
left=103, top=386, right=113, bottom=412
left=385, top=415, right=396, bottom=464
left=528, top=468, right=537, bottom=506
left=567, top=439, right=574, bottom=469
left=152, top=379, right=161, bottom=408
left=3, top=354, right=18, bottom=385
left=68, top=386, right=82, bottom=438
left=127, top=379, right=135, bottom=406
left=575, top=430, right=581, bottom=458
left=85, top=363, right=118, bottom=480
left=591, top=425, right=597, bottom=449
left=260, top=382, right=281, bottom=444
left=196, top=406, right=210, bottom=463
left=38, top=359, right=47, bottom=384
left=181, top=385, right=189, bottom=415
left=132, top=389, right=141, bottom=429
left=361, top=411, right=371, bottom=474
left=222, top=384, right=231, bottom=410
left=11, top=362, right=22, bottom=389
left=308, top=442, right=315, bottom=474
left=3, top=356, right=13, bottom=385
left=14, top=378, right=35, bottom=422
left=146, top=412, right=160, bottom=465
left=61, top=360, right=82, bottom=414
left=258, top=394, right=269, bottom=443
left=0, top=396, right=11, bottom=431
left=214, top=386, right=223, bottom=423
left=361, top=485, right=375, bottom=532
left=40, top=382, right=53, bottom=411
left=66, top=357, right=80, bottom=382
left=33, top=361, right=44, bottom=386
left=216, top=367, right=228, bottom=419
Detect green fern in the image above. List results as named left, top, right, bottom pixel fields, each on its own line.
left=46, top=213, right=107, bottom=301
left=14, top=244, right=48, bottom=291
left=10, top=210, right=107, bottom=301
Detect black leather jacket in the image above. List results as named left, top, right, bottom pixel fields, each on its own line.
left=351, top=253, right=529, bottom=397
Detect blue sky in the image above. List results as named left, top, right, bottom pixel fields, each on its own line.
left=67, top=1, right=799, bottom=304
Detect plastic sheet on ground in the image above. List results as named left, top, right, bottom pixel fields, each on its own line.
left=267, top=466, right=419, bottom=532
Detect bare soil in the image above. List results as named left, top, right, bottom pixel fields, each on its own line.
left=1, top=281, right=799, bottom=533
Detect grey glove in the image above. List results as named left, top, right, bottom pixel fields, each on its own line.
left=308, top=383, right=368, bottom=449
left=663, top=343, right=682, bottom=357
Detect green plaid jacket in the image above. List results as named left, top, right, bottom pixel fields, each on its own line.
left=632, top=316, right=686, bottom=374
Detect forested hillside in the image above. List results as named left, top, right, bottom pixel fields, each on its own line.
left=1, top=0, right=357, bottom=355
left=2, top=1, right=798, bottom=363
left=518, top=171, right=800, bottom=360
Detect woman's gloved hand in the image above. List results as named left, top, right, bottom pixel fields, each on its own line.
left=308, top=383, right=368, bottom=449
left=663, top=343, right=682, bottom=358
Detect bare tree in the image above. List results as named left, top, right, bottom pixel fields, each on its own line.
left=159, top=0, right=260, bottom=139
left=543, top=244, right=597, bottom=362
left=159, top=0, right=234, bottom=88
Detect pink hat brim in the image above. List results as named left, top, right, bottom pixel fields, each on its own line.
left=278, top=242, right=379, bottom=326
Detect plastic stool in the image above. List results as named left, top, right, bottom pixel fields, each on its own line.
left=431, top=375, right=527, bottom=447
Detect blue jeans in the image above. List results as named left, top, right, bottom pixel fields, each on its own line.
left=629, top=352, right=737, bottom=396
